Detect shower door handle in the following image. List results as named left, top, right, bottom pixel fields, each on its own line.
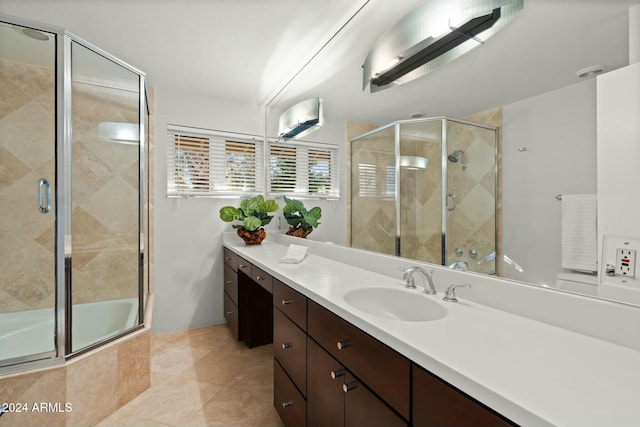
left=447, top=193, right=456, bottom=211
left=38, top=178, right=51, bottom=214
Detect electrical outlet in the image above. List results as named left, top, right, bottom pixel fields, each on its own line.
left=616, top=248, right=637, bottom=277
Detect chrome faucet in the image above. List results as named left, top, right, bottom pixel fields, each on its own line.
left=443, top=283, right=471, bottom=302
left=448, top=260, right=469, bottom=271
left=403, top=267, right=437, bottom=295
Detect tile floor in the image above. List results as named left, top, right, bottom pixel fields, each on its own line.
left=96, top=325, right=284, bottom=427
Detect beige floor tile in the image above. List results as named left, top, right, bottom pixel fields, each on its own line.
left=181, top=384, right=275, bottom=427
left=110, top=325, right=281, bottom=427
left=114, top=376, right=223, bottom=426
left=150, top=344, right=211, bottom=376
left=260, top=406, right=286, bottom=427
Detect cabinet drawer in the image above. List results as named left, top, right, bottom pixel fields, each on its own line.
left=308, top=300, right=410, bottom=420
left=412, top=365, right=515, bottom=427
left=274, top=307, right=307, bottom=396
left=307, top=339, right=345, bottom=427
left=237, top=256, right=252, bottom=276
left=275, top=359, right=307, bottom=427
left=223, top=263, right=238, bottom=305
left=223, top=291, right=239, bottom=340
left=223, top=247, right=238, bottom=271
left=273, top=279, right=307, bottom=331
left=252, top=264, right=273, bottom=293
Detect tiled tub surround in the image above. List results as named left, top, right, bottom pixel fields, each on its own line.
left=0, top=325, right=151, bottom=427
left=224, top=232, right=640, bottom=426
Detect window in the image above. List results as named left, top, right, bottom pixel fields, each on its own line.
left=267, top=140, right=339, bottom=199
left=167, top=125, right=263, bottom=197
left=358, top=163, right=376, bottom=197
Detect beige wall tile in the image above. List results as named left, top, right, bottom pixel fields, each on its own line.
left=117, top=331, right=151, bottom=408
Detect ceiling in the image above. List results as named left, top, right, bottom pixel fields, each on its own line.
left=1, top=0, right=639, bottom=125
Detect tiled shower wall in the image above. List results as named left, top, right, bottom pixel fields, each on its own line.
left=0, top=59, right=149, bottom=312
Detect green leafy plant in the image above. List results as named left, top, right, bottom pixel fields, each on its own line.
left=219, top=195, right=279, bottom=232
left=282, top=196, right=321, bottom=237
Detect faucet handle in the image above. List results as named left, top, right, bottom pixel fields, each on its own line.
left=443, top=283, right=471, bottom=302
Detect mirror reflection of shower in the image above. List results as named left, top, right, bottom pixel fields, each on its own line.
left=447, top=149, right=466, bottom=170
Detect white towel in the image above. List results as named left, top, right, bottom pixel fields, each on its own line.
left=279, top=244, right=308, bottom=264
left=561, top=194, right=597, bottom=272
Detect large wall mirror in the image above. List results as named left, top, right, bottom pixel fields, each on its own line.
left=267, top=0, right=640, bottom=306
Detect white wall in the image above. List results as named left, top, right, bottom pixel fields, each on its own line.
left=597, top=62, right=640, bottom=303
left=154, top=89, right=348, bottom=333
left=501, top=79, right=597, bottom=286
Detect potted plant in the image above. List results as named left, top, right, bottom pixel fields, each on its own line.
left=219, top=195, right=279, bottom=244
left=282, top=196, right=321, bottom=238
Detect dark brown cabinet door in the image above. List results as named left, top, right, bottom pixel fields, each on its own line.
left=413, top=365, right=515, bottom=427
left=223, top=263, right=238, bottom=305
left=275, top=359, right=306, bottom=427
left=274, top=307, right=307, bottom=396
left=343, top=372, right=406, bottom=427
left=308, top=300, right=410, bottom=419
left=307, top=339, right=346, bottom=427
left=308, top=339, right=406, bottom=427
left=223, top=292, right=239, bottom=340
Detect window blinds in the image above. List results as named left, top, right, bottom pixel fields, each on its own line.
left=167, top=126, right=264, bottom=197
left=268, top=140, right=340, bottom=199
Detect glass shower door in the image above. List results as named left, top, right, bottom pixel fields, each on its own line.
left=445, top=120, right=497, bottom=274
left=0, top=21, right=57, bottom=364
left=70, top=41, right=141, bottom=352
left=397, top=120, right=443, bottom=264
left=350, top=125, right=397, bottom=255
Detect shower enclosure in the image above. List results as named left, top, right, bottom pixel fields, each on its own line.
left=0, top=14, right=149, bottom=371
left=350, top=117, right=498, bottom=274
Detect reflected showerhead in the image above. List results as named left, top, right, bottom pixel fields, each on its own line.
left=447, top=149, right=463, bottom=163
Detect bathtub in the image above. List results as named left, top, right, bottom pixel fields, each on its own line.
left=0, top=298, right=138, bottom=362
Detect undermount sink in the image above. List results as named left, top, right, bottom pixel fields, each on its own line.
left=343, top=287, right=447, bottom=322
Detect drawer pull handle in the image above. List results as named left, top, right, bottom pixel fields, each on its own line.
left=282, top=401, right=293, bottom=408
left=225, top=257, right=232, bottom=261
left=337, top=340, right=351, bottom=350
left=330, top=369, right=346, bottom=380
left=239, top=264, right=248, bottom=268
left=256, top=275, right=265, bottom=281
left=225, top=280, right=232, bottom=284
left=281, top=299, right=293, bottom=305
left=343, top=382, right=358, bottom=393
left=282, top=342, right=294, bottom=350
left=225, top=311, right=234, bottom=315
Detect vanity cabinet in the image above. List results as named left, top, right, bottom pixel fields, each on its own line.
left=307, top=338, right=405, bottom=427
left=308, top=300, right=410, bottom=421
left=223, top=248, right=273, bottom=348
left=307, top=300, right=409, bottom=426
left=224, top=246, right=517, bottom=427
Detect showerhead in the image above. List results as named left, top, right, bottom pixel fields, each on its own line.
left=447, top=149, right=463, bottom=163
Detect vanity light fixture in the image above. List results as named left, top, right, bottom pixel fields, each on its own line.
left=363, top=0, right=524, bottom=92
left=278, top=98, right=324, bottom=140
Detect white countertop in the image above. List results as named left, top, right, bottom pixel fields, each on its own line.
left=224, top=237, right=640, bottom=427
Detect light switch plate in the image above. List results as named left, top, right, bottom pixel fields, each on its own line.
left=616, top=248, right=636, bottom=277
